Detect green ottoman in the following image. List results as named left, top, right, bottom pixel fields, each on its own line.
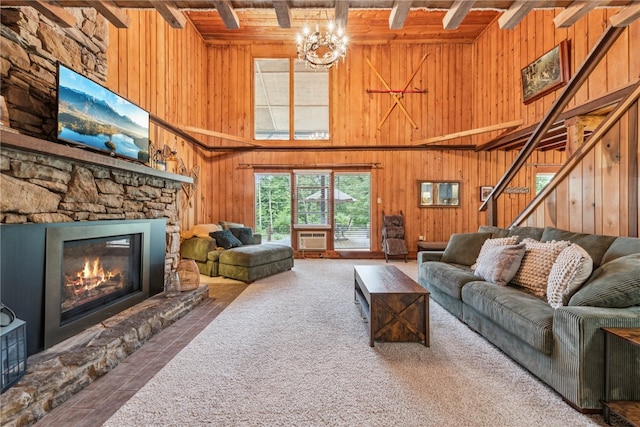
left=218, top=244, right=294, bottom=283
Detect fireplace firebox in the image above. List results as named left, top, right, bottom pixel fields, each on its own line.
left=1, top=219, right=166, bottom=356
left=45, top=223, right=150, bottom=348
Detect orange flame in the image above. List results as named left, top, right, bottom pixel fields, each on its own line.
left=74, top=257, right=113, bottom=289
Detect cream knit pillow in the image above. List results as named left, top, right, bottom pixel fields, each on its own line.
left=512, top=238, right=570, bottom=297
left=547, top=244, right=593, bottom=308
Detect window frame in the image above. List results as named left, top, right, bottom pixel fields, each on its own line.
left=253, top=57, right=330, bottom=142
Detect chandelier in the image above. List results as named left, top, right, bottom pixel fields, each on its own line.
left=296, top=20, right=347, bottom=69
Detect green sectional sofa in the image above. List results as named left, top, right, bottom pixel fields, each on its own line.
left=180, top=222, right=293, bottom=283
left=418, top=225, right=640, bottom=412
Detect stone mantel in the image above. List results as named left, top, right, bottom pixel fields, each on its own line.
left=0, top=128, right=193, bottom=184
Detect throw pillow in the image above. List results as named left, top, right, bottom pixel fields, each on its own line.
left=229, top=227, right=254, bottom=245
left=472, top=236, right=520, bottom=269
left=511, top=238, right=570, bottom=297
left=183, top=223, right=221, bottom=239
left=441, top=232, right=492, bottom=266
left=568, top=254, right=640, bottom=308
left=546, top=244, right=593, bottom=308
left=474, top=243, right=526, bottom=286
left=210, top=229, right=242, bottom=249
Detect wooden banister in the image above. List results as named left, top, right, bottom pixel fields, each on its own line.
left=479, top=24, right=627, bottom=223
left=510, top=80, right=640, bottom=228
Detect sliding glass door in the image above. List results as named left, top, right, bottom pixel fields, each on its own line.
left=254, top=171, right=371, bottom=250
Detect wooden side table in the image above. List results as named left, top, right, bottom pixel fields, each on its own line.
left=601, top=327, right=640, bottom=426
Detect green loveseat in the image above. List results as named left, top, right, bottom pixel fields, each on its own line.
left=418, top=225, right=640, bottom=412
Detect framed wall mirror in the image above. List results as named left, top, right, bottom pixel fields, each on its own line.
left=419, top=181, right=460, bottom=207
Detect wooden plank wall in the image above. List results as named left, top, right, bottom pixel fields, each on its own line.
left=106, top=9, right=640, bottom=250
left=519, top=102, right=639, bottom=237
left=106, top=10, right=209, bottom=231
left=201, top=41, right=509, bottom=251
left=473, top=9, right=640, bottom=237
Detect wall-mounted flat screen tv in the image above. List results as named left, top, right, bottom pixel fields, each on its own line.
left=56, top=63, right=150, bottom=163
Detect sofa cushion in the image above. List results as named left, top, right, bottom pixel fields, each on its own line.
left=600, top=237, right=640, bottom=265
left=420, top=262, right=478, bottom=300
left=229, top=227, right=255, bottom=245
left=474, top=243, right=526, bottom=286
left=568, top=254, right=640, bottom=308
left=541, top=227, right=617, bottom=267
left=462, top=282, right=555, bottom=354
left=211, top=230, right=243, bottom=249
left=507, top=226, right=544, bottom=242
left=219, top=243, right=294, bottom=268
left=511, top=238, right=570, bottom=297
left=180, top=237, right=216, bottom=263
left=441, top=232, right=492, bottom=266
left=546, top=244, right=593, bottom=308
left=478, top=225, right=509, bottom=238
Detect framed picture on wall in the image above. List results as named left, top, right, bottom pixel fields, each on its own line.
left=480, top=186, right=493, bottom=202
left=521, top=40, right=570, bottom=104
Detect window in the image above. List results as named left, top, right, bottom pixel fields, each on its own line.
left=254, top=173, right=292, bottom=244
left=293, top=171, right=332, bottom=227
left=254, top=58, right=329, bottom=140
left=535, top=173, right=555, bottom=194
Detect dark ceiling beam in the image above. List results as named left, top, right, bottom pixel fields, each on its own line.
left=609, top=3, right=640, bottom=27
left=273, top=1, right=291, bottom=28
left=553, top=0, right=607, bottom=28
left=389, top=0, right=412, bottom=30
left=480, top=24, right=627, bottom=212
left=92, top=0, right=131, bottom=28
left=31, top=1, right=76, bottom=27
left=498, top=0, right=541, bottom=29
left=443, top=0, right=476, bottom=30
left=335, top=0, right=349, bottom=28
left=213, top=0, right=240, bottom=29
left=149, top=0, right=186, bottom=28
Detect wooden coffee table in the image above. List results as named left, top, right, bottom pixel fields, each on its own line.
left=354, top=265, right=429, bottom=347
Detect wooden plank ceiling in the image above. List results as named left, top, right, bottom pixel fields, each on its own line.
left=3, top=1, right=638, bottom=39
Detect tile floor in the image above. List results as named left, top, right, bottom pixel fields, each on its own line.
left=34, top=281, right=248, bottom=427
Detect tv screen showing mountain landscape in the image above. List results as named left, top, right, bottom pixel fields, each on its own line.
left=57, top=64, right=149, bottom=162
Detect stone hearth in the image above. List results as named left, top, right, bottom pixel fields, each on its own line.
left=0, top=285, right=208, bottom=427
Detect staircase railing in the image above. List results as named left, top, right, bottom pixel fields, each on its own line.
left=479, top=25, right=627, bottom=226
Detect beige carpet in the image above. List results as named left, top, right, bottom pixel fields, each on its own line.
left=104, top=259, right=617, bottom=426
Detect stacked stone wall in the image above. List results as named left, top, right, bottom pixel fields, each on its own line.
left=0, top=146, right=183, bottom=274
left=0, top=6, right=184, bottom=272
left=1, top=6, right=108, bottom=140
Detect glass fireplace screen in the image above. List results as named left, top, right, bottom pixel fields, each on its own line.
left=61, top=234, right=142, bottom=325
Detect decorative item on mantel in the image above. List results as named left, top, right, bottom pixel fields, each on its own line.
left=178, top=158, right=200, bottom=208
left=177, top=259, right=200, bottom=291
left=0, top=96, right=10, bottom=127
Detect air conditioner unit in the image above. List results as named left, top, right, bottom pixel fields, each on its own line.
left=298, top=232, right=327, bottom=251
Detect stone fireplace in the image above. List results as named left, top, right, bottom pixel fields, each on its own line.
left=0, top=129, right=190, bottom=356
